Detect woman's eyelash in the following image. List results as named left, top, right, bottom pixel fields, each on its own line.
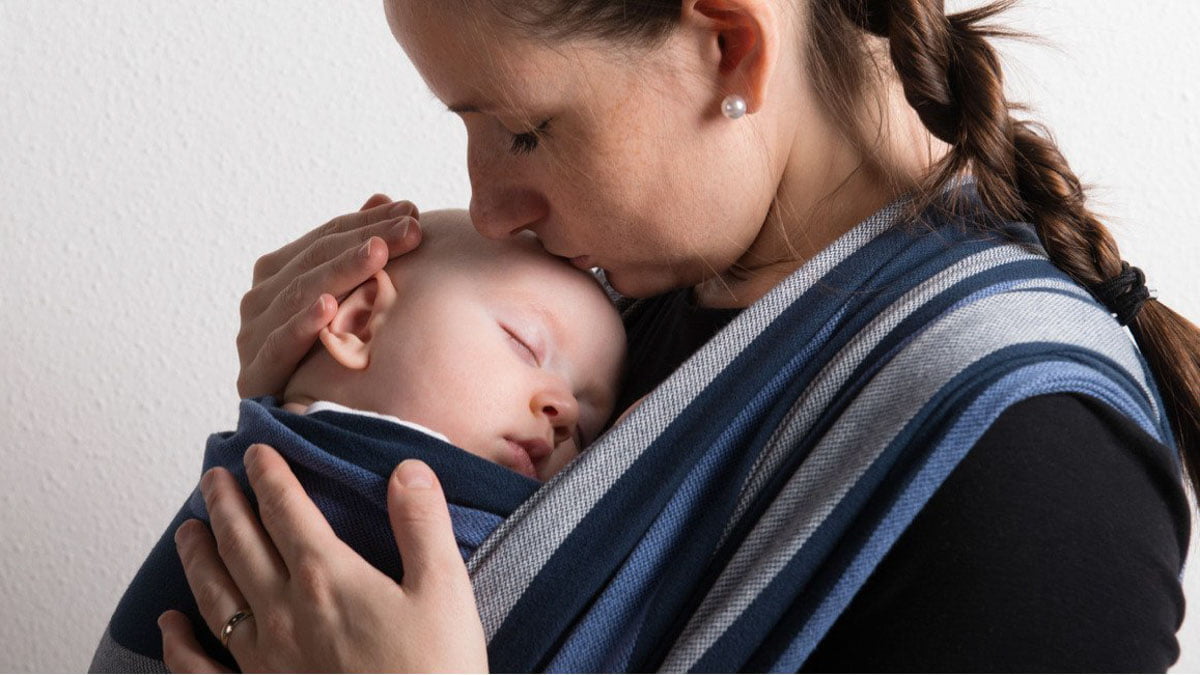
left=509, top=118, right=551, bottom=155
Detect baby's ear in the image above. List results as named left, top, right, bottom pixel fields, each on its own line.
left=318, top=270, right=397, bottom=370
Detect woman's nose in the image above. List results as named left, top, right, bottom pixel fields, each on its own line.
left=531, top=382, right=580, bottom=446
left=467, top=137, right=549, bottom=239
left=469, top=185, right=549, bottom=240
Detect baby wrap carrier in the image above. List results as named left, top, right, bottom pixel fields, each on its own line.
left=89, top=403, right=539, bottom=673
left=90, top=187, right=1178, bottom=673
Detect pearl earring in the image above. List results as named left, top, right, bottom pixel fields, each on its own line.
left=721, top=94, right=747, bottom=119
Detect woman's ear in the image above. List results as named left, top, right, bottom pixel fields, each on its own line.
left=682, top=0, right=779, bottom=115
left=318, top=270, right=398, bottom=371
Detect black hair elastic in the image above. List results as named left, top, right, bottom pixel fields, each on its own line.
left=1087, top=261, right=1153, bottom=326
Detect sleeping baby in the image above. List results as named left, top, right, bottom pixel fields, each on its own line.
left=89, top=209, right=627, bottom=672
left=279, top=207, right=626, bottom=480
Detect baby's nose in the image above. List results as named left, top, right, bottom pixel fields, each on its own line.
left=532, top=386, right=580, bottom=444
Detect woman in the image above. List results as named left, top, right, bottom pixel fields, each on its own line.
left=157, top=0, right=1196, bottom=670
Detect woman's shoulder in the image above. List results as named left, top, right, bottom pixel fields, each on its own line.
left=804, top=392, right=1191, bottom=672
left=924, top=392, right=1190, bottom=571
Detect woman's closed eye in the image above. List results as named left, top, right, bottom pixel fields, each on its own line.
left=509, top=118, right=551, bottom=155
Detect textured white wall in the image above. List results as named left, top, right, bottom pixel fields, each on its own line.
left=1, top=1, right=1197, bottom=671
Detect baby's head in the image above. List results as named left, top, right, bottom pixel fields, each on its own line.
left=284, top=209, right=626, bottom=481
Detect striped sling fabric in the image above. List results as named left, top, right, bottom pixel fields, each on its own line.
left=467, top=186, right=1177, bottom=672
left=88, top=186, right=1176, bottom=673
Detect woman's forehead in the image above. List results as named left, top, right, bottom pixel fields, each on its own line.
left=389, top=4, right=534, bottom=91
left=385, top=0, right=612, bottom=112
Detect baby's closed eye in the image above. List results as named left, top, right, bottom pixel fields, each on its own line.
left=501, top=324, right=539, bottom=365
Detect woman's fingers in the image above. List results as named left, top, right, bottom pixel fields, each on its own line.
left=237, top=291, right=338, bottom=399
left=269, top=217, right=419, bottom=315
left=198, top=467, right=288, bottom=605
left=240, top=215, right=416, bottom=323
left=158, top=610, right=236, bottom=674
left=252, top=200, right=418, bottom=283
left=158, top=610, right=235, bottom=673
left=359, top=192, right=394, bottom=211
left=173, top=520, right=255, bottom=646
left=385, top=460, right=490, bottom=671
left=386, top=460, right=465, bottom=593
left=236, top=219, right=422, bottom=398
left=242, top=444, right=346, bottom=570
left=234, top=196, right=422, bottom=398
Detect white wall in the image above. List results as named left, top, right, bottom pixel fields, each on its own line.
left=1, top=1, right=1197, bottom=671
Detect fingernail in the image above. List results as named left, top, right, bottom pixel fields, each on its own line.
left=200, top=469, right=214, bottom=496
left=396, top=459, right=434, bottom=488
left=244, top=444, right=259, bottom=467
left=390, top=218, right=410, bottom=239
left=389, top=201, right=413, bottom=218
left=359, top=239, right=374, bottom=259
left=157, top=613, right=168, bottom=631
left=311, top=295, right=329, bottom=317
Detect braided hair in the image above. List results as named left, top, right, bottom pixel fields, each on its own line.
left=832, top=0, right=1200, bottom=492
left=471, top=0, right=1200, bottom=495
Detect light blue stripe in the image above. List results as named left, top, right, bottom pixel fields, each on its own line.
left=546, top=307, right=847, bottom=672
left=770, top=361, right=1160, bottom=670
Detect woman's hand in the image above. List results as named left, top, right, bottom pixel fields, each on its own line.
left=237, top=194, right=422, bottom=398
left=158, top=445, right=488, bottom=673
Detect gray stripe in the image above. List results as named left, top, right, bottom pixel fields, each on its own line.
left=719, top=243, right=1077, bottom=547
left=467, top=201, right=910, bottom=638
left=88, top=627, right=168, bottom=673
left=661, top=289, right=1150, bottom=670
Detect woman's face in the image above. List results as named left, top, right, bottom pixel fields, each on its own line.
left=384, top=1, right=788, bottom=298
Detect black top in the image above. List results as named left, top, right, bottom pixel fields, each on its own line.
left=620, top=287, right=1191, bottom=671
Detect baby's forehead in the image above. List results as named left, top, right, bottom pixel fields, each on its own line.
left=387, top=210, right=617, bottom=318
left=405, top=211, right=591, bottom=283
left=414, top=208, right=535, bottom=256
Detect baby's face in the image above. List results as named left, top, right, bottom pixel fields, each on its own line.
left=367, top=211, right=626, bottom=480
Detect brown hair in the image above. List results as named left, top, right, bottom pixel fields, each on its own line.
left=482, top=0, right=1200, bottom=495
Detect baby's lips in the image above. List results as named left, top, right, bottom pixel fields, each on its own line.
left=503, top=438, right=540, bottom=480
left=513, top=436, right=554, bottom=463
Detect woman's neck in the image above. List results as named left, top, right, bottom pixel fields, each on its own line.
left=693, top=81, right=949, bottom=310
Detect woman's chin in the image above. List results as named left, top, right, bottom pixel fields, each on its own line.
left=605, top=265, right=709, bottom=301
left=603, top=268, right=669, bottom=299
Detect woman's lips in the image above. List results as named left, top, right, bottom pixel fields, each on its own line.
left=569, top=255, right=591, bottom=270
left=505, top=439, right=539, bottom=480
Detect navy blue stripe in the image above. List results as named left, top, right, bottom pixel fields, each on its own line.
left=108, top=402, right=530, bottom=672
left=267, top=404, right=538, bottom=514
left=696, top=343, right=1139, bottom=670
left=486, top=224, right=939, bottom=669
left=108, top=502, right=239, bottom=670
left=487, top=329, right=812, bottom=670
left=486, top=212, right=944, bottom=670
left=630, top=214, right=1045, bottom=668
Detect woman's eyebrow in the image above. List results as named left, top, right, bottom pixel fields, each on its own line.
left=446, top=101, right=491, bottom=114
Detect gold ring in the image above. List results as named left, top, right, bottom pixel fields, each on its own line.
left=220, top=609, right=254, bottom=648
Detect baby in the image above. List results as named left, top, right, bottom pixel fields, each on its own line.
left=280, top=208, right=626, bottom=480
left=88, top=209, right=628, bottom=673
